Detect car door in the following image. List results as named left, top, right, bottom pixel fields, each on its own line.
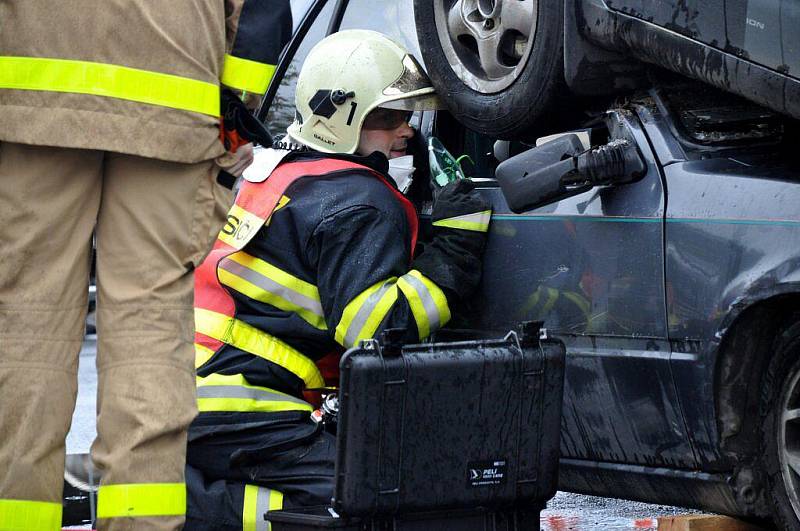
left=437, top=110, right=698, bottom=469
left=605, top=0, right=726, bottom=47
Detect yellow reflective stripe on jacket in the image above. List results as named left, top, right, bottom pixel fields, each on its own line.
left=221, top=54, right=277, bottom=95
left=219, top=204, right=269, bottom=250
left=219, top=252, right=326, bottom=330
left=196, top=373, right=313, bottom=413
left=243, top=484, right=283, bottom=531
left=195, top=343, right=216, bottom=369
left=0, top=498, right=61, bottom=531
left=432, top=210, right=492, bottom=232
left=0, top=56, right=219, bottom=116
left=195, top=308, right=324, bottom=389
left=396, top=270, right=451, bottom=339
left=335, top=278, right=399, bottom=348
left=96, top=483, right=185, bottom=518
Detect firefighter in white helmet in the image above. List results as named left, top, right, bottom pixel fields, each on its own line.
left=185, top=30, right=492, bottom=528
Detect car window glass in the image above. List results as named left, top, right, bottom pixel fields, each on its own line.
left=338, top=0, right=422, bottom=60
left=432, top=112, right=531, bottom=181
left=264, top=0, right=336, bottom=137
left=461, top=129, right=500, bottom=180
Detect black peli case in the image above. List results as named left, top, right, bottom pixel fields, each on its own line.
left=334, top=324, right=564, bottom=515
left=268, top=323, right=565, bottom=531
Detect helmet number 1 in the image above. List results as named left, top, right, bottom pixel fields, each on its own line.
left=346, top=102, right=358, bottom=126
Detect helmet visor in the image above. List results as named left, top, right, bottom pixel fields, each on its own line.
left=380, top=54, right=446, bottom=111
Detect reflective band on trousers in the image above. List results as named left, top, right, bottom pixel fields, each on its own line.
left=195, top=308, right=324, bottom=389
left=432, top=210, right=492, bottom=232
left=243, top=484, right=283, bottom=531
left=219, top=251, right=326, bottom=330
left=221, top=54, right=276, bottom=95
left=0, top=498, right=62, bottom=531
left=196, top=373, right=313, bottom=413
left=335, top=277, right=399, bottom=348
left=396, top=270, right=451, bottom=339
left=97, top=483, right=185, bottom=519
left=0, top=56, right=220, bottom=116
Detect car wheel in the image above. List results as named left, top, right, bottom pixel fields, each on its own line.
left=762, top=321, right=800, bottom=530
left=413, top=0, right=566, bottom=139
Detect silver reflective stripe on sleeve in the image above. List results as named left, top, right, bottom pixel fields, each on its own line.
left=399, top=273, right=440, bottom=330
left=334, top=278, right=400, bottom=348
left=343, top=281, right=398, bottom=348
left=396, top=270, right=451, bottom=339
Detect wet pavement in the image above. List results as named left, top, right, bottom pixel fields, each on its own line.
left=66, top=337, right=98, bottom=454
left=541, top=492, right=700, bottom=530
left=67, top=338, right=703, bottom=530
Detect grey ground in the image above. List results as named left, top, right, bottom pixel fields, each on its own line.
left=66, top=338, right=701, bottom=530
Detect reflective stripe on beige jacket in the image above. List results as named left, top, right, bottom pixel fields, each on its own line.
left=0, top=0, right=291, bottom=163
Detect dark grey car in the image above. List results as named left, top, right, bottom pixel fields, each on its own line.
left=440, top=85, right=800, bottom=529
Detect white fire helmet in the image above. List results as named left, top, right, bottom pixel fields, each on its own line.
left=287, top=29, right=443, bottom=154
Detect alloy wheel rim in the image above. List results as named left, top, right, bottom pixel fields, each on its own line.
left=779, top=364, right=800, bottom=519
left=434, top=0, right=538, bottom=93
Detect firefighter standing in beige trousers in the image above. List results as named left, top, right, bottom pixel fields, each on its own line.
left=0, top=1, right=292, bottom=529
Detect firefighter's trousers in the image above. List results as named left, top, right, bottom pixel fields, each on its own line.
left=186, top=413, right=336, bottom=530
left=0, top=142, right=229, bottom=531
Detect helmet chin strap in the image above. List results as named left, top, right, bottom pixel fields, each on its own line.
left=273, top=131, right=311, bottom=152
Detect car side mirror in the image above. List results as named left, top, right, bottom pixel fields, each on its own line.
left=495, top=134, right=646, bottom=213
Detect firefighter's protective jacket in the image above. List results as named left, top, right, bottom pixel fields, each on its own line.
left=0, top=0, right=292, bottom=163
left=193, top=151, right=453, bottom=417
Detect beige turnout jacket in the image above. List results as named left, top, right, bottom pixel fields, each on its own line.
left=0, top=0, right=292, bottom=163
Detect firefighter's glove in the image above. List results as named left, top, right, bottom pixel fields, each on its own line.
left=413, top=179, right=492, bottom=303
left=220, top=88, right=273, bottom=151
